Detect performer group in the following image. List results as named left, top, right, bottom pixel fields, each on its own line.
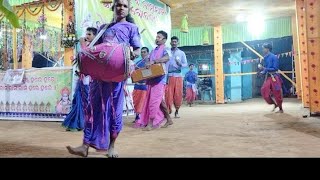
left=63, top=0, right=283, bottom=158
left=63, top=0, right=196, bottom=158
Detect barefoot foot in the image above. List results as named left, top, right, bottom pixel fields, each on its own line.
left=66, top=145, right=88, bottom=157
left=106, top=147, right=118, bottom=158
left=174, top=110, right=180, bottom=118
left=142, top=124, right=153, bottom=131
left=276, top=110, right=284, bottom=113
left=272, top=104, right=278, bottom=112
left=162, top=120, right=173, bottom=128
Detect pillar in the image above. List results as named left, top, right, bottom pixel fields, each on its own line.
left=291, top=15, right=302, bottom=99
left=306, top=0, right=320, bottom=113
left=296, top=0, right=310, bottom=107
left=214, top=25, right=224, bottom=104
left=12, top=28, right=18, bottom=69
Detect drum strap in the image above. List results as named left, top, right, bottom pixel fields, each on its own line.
left=105, top=44, right=122, bottom=62
left=89, top=25, right=109, bottom=48
left=80, top=50, right=95, bottom=60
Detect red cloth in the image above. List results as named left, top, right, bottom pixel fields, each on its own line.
left=132, top=89, right=147, bottom=114
left=186, top=87, right=196, bottom=104
left=165, top=77, right=183, bottom=113
left=261, top=75, right=283, bottom=109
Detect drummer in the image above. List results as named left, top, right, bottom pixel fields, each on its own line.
left=67, top=0, right=141, bottom=158
left=135, top=30, right=173, bottom=130
left=132, top=47, right=149, bottom=123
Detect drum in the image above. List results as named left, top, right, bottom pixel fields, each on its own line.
left=79, top=42, right=131, bottom=82
left=131, top=63, right=166, bottom=83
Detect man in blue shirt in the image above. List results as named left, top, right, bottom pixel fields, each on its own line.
left=259, top=43, right=284, bottom=113
left=184, top=64, right=198, bottom=106
left=132, top=47, right=149, bottom=123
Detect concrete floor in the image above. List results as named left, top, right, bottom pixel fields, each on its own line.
left=0, top=98, right=319, bottom=158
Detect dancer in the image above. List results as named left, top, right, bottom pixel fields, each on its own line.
left=259, top=43, right=283, bottom=113
left=66, top=0, right=141, bottom=158
left=184, top=64, right=198, bottom=107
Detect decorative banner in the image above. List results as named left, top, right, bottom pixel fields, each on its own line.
left=74, top=0, right=171, bottom=49
left=0, top=67, right=138, bottom=120
left=0, top=67, right=72, bottom=120
left=227, top=51, right=293, bottom=66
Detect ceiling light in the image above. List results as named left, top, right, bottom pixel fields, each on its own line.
left=236, top=14, right=246, bottom=22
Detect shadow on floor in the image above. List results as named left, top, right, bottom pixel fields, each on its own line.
left=0, top=141, right=73, bottom=157
left=264, top=113, right=320, bottom=138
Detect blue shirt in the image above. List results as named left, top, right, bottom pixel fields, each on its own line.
left=134, top=58, right=147, bottom=90
left=262, top=52, right=279, bottom=74
left=184, top=71, right=198, bottom=84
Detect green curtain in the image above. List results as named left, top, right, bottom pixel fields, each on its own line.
left=172, top=17, right=292, bottom=46
left=172, top=26, right=214, bottom=47
left=8, top=0, right=39, bottom=6
left=222, top=17, right=292, bottom=44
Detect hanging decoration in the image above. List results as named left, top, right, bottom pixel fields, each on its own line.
left=60, top=2, right=63, bottom=48
left=36, top=12, right=47, bottom=38
left=61, top=1, right=76, bottom=48
left=101, top=0, right=113, bottom=4
left=17, top=16, right=24, bottom=65
left=0, top=0, right=63, bottom=24
left=227, top=51, right=293, bottom=66
left=1, top=21, right=9, bottom=69
left=101, top=0, right=113, bottom=8
left=180, top=14, right=188, bottom=33
left=61, top=19, right=77, bottom=48
left=203, top=28, right=209, bottom=45
left=24, top=4, right=43, bottom=16
left=0, top=21, right=3, bottom=70
left=44, top=0, right=62, bottom=12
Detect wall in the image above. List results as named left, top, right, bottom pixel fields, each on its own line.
left=172, top=26, right=214, bottom=47
left=172, top=17, right=292, bottom=46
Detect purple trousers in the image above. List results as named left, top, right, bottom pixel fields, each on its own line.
left=82, top=80, right=124, bottom=151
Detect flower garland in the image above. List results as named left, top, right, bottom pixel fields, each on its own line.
left=61, top=0, right=76, bottom=48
